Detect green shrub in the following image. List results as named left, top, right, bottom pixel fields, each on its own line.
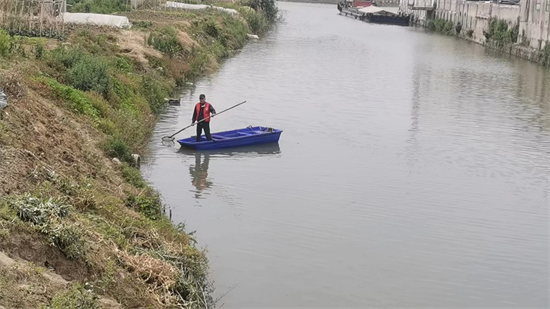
left=0, top=29, right=11, bottom=58
left=188, top=51, right=210, bottom=80
left=102, top=136, right=133, bottom=164
left=50, top=225, right=86, bottom=260
left=42, top=77, right=101, bottom=119
left=241, top=9, right=268, bottom=34
left=45, top=283, right=100, bottom=309
left=48, top=46, right=85, bottom=69
left=427, top=19, right=454, bottom=35
left=97, top=118, right=117, bottom=135
left=191, top=14, right=248, bottom=59
left=219, top=15, right=249, bottom=49
left=0, top=199, right=17, bottom=221
left=147, top=27, right=184, bottom=58
left=141, top=75, right=168, bottom=115
left=145, top=54, right=165, bottom=71
left=247, top=0, right=279, bottom=22
left=113, top=56, right=134, bottom=73
left=203, top=19, right=220, bottom=39
left=126, top=188, right=163, bottom=221
left=484, top=18, right=518, bottom=48
left=122, top=165, right=146, bottom=188
left=112, top=78, right=134, bottom=103
left=67, top=55, right=112, bottom=98
left=108, top=108, right=154, bottom=150
left=35, top=42, right=45, bottom=59
left=9, top=36, right=27, bottom=58
left=443, top=21, right=453, bottom=34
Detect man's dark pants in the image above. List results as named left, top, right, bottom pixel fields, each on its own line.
left=196, top=122, right=211, bottom=142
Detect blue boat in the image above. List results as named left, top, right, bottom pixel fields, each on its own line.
left=177, top=126, right=283, bottom=150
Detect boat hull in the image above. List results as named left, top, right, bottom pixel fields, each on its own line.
left=177, top=126, right=282, bottom=150
left=338, top=5, right=410, bottom=26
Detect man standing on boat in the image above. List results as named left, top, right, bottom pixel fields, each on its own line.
left=192, top=94, right=217, bottom=142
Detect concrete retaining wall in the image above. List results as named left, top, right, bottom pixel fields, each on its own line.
left=519, top=0, right=550, bottom=50
left=401, top=0, right=549, bottom=65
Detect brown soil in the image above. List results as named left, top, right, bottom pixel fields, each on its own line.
left=116, top=30, right=164, bottom=65
left=0, top=66, right=121, bottom=197
left=0, top=225, right=92, bottom=281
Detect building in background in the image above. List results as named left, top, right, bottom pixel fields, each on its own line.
left=400, top=0, right=549, bottom=57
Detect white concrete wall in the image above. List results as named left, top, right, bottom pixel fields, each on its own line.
left=519, top=0, right=550, bottom=49
left=402, top=0, right=549, bottom=51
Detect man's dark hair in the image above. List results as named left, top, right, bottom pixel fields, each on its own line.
left=199, top=94, right=206, bottom=99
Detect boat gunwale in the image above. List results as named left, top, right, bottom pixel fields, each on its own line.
left=176, top=126, right=283, bottom=148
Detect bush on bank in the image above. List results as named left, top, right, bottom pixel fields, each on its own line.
left=484, top=17, right=519, bottom=48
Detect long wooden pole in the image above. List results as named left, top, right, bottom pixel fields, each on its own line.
left=162, top=101, right=248, bottom=140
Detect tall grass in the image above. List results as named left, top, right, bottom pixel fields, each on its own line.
left=0, top=29, right=10, bottom=58
left=240, top=7, right=268, bottom=34
left=427, top=19, right=454, bottom=35
left=147, top=27, right=184, bottom=58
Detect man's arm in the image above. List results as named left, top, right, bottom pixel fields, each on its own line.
left=192, top=106, right=197, bottom=123
left=210, top=105, right=216, bottom=115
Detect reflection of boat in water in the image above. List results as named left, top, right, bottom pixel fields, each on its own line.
left=177, top=142, right=281, bottom=157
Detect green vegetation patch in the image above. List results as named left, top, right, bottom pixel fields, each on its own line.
left=68, top=0, right=131, bottom=14
left=39, top=76, right=103, bottom=119
left=43, top=283, right=101, bottom=309
left=7, top=194, right=87, bottom=260
left=484, top=18, right=519, bottom=48
left=427, top=19, right=455, bottom=35
left=542, top=44, right=550, bottom=66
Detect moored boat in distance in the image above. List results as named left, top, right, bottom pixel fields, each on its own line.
left=177, top=126, right=283, bottom=150
left=337, top=0, right=410, bottom=26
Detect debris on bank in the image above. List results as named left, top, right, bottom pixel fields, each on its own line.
left=61, top=12, right=132, bottom=28
left=165, top=1, right=240, bottom=15
left=0, top=89, right=7, bottom=111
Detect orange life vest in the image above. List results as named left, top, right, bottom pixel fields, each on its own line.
left=195, top=102, right=211, bottom=122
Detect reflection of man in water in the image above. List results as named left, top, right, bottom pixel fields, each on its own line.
left=189, top=153, right=213, bottom=195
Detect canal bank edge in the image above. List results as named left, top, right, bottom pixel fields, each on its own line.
left=0, top=2, right=277, bottom=309
left=399, top=0, right=550, bottom=66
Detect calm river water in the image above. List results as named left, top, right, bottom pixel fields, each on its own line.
left=142, top=2, right=549, bottom=308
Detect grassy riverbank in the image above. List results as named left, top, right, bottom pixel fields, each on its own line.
left=0, top=1, right=277, bottom=308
